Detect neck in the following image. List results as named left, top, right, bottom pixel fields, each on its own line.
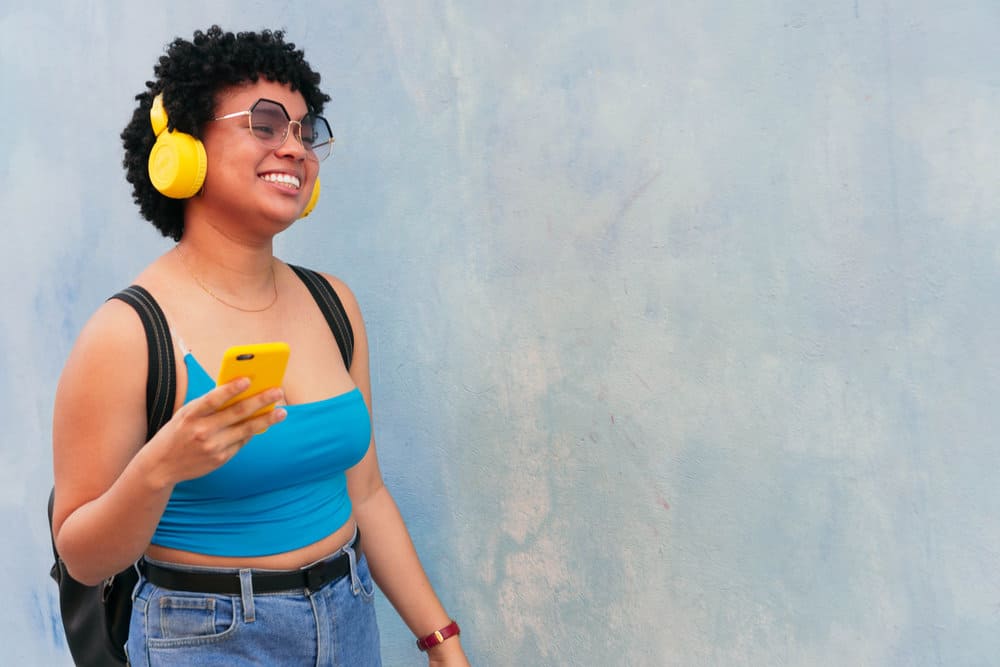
left=178, top=224, right=274, bottom=285
left=176, top=226, right=278, bottom=312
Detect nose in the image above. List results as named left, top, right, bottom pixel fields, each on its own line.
left=275, top=121, right=308, bottom=160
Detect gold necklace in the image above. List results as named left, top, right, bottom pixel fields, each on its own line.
left=175, top=245, right=278, bottom=313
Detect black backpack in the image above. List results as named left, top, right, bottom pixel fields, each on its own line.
left=47, top=266, right=354, bottom=666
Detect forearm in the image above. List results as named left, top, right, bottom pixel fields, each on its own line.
left=353, top=485, right=466, bottom=663
left=354, top=489, right=468, bottom=663
left=353, top=485, right=452, bottom=632
left=55, top=448, right=173, bottom=585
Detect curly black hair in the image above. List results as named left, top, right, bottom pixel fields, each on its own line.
left=121, top=26, right=330, bottom=240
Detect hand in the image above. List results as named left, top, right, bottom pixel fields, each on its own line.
left=145, top=377, right=286, bottom=486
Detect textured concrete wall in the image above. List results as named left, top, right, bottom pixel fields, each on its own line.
left=3, top=2, right=999, bottom=665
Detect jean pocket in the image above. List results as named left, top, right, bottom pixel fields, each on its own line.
left=154, top=595, right=236, bottom=642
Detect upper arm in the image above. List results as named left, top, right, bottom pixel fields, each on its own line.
left=321, top=274, right=370, bottom=399
left=51, top=298, right=151, bottom=538
left=320, top=274, right=383, bottom=500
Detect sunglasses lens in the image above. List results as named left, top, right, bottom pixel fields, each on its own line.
left=249, top=101, right=289, bottom=147
left=307, top=116, right=333, bottom=161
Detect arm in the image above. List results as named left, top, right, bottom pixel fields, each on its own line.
left=330, top=276, right=469, bottom=666
left=52, top=299, right=287, bottom=585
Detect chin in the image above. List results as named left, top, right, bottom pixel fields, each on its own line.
left=271, top=215, right=300, bottom=230
left=262, top=204, right=304, bottom=226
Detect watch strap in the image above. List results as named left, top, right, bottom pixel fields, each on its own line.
left=416, top=620, right=461, bottom=651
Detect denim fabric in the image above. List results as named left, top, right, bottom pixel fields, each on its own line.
left=126, top=543, right=380, bottom=666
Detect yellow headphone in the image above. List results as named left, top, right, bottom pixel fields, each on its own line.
left=148, top=93, right=206, bottom=199
left=300, top=177, right=320, bottom=218
left=148, top=92, right=320, bottom=218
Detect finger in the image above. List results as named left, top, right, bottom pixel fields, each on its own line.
left=250, top=404, right=287, bottom=435
left=222, top=405, right=287, bottom=445
left=220, top=387, right=285, bottom=423
left=196, top=377, right=253, bottom=414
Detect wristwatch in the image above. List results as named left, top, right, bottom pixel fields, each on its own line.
left=416, top=620, right=461, bottom=651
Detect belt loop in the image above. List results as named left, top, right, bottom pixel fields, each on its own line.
left=342, top=533, right=365, bottom=597
left=239, top=569, right=256, bottom=623
left=130, top=561, right=143, bottom=602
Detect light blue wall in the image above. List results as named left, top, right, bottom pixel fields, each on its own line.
left=3, top=2, right=999, bottom=665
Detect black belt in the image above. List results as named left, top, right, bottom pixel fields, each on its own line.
left=141, top=533, right=359, bottom=595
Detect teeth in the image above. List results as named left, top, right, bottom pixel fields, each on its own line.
left=261, top=173, right=301, bottom=189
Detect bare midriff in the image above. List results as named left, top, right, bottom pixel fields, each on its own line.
left=144, top=516, right=358, bottom=569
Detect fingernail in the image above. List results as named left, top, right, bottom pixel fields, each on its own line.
left=273, top=407, right=287, bottom=420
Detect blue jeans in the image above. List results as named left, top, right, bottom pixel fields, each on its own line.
left=126, top=540, right=381, bottom=666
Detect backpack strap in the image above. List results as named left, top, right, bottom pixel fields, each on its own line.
left=109, top=286, right=176, bottom=440
left=289, top=265, right=355, bottom=369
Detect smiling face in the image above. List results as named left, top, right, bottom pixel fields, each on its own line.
left=195, top=79, right=321, bottom=234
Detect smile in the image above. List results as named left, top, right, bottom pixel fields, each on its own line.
left=260, top=172, right=301, bottom=190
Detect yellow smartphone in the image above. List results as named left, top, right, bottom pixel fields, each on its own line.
left=216, top=342, right=290, bottom=417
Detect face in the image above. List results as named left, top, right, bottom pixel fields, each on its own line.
left=197, top=79, right=323, bottom=230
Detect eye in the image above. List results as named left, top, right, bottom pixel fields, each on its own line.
left=251, top=123, right=278, bottom=140
left=249, top=104, right=290, bottom=143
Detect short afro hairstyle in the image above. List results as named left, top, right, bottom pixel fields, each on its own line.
left=121, top=26, right=330, bottom=241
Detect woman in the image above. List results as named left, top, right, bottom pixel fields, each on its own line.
left=51, top=26, right=469, bottom=666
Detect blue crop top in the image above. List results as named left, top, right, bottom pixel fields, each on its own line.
left=151, top=353, right=371, bottom=556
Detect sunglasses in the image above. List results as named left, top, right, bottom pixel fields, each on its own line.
left=213, top=98, right=334, bottom=162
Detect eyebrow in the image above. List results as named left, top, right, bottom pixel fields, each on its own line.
left=212, top=97, right=322, bottom=130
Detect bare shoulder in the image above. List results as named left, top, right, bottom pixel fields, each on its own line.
left=54, top=296, right=150, bottom=449
left=317, top=271, right=365, bottom=325
left=68, top=251, right=177, bottom=372
left=68, top=296, right=150, bottom=375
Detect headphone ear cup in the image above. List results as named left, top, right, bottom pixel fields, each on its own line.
left=147, top=93, right=208, bottom=199
left=149, top=132, right=208, bottom=199
left=299, top=177, right=321, bottom=218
